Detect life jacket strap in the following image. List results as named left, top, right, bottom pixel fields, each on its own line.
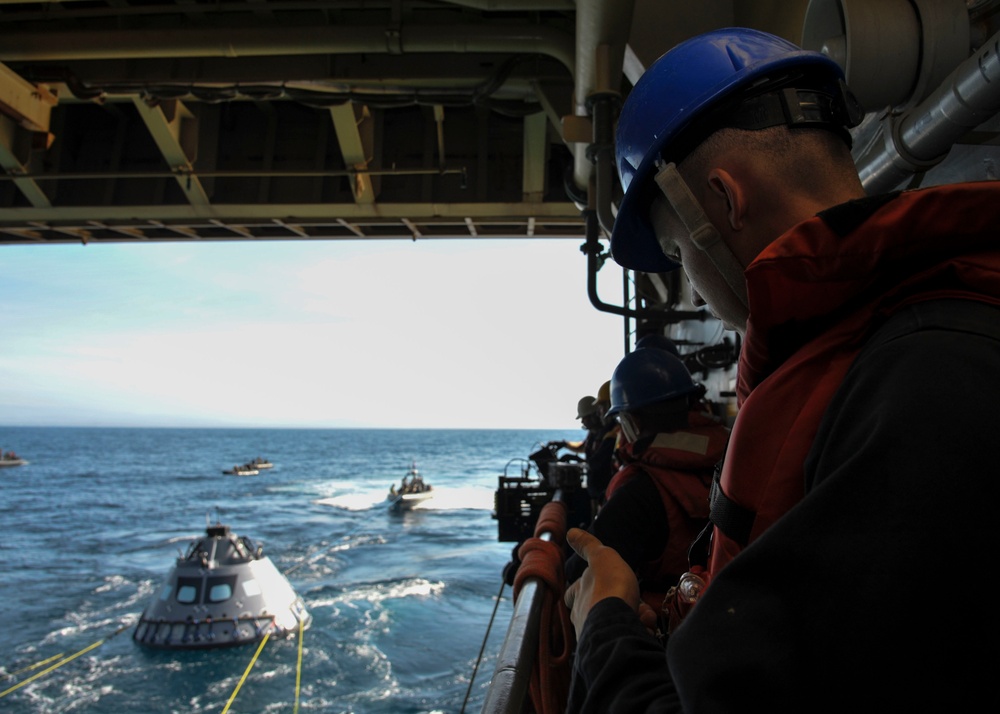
left=709, top=469, right=755, bottom=547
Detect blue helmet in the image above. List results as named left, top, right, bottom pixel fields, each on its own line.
left=610, top=27, right=853, bottom=274
left=608, top=348, right=700, bottom=418
left=634, top=333, right=680, bottom=356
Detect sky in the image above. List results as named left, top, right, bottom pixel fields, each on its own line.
left=0, top=237, right=627, bottom=429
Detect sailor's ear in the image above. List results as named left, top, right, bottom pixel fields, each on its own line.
left=707, top=168, right=745, bottom=231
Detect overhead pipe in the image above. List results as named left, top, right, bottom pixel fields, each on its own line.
left=441, top=0, right=574, bottom=9
left=0, top=24, right=575, bottom=77
left=0, top=167, right=467, bottom=181
left=0, top=0, right=573, bottom=8
left=570, top=0, right=636, bottom=194
left=587, top=63, right=618, bottom=236
left=857, top=27, right=1000, bottom=193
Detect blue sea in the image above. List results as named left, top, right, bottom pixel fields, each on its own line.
left=0, top=426, right=580, bottom=713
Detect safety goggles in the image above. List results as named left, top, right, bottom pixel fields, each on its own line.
left=616, top=412, right=641, bottom=444
left=652, top=162, right=749, bottom=308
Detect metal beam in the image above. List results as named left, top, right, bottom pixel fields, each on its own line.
left=522, top=111, right=547, bottom=201
left=433, top=104, right=446, bottom=171
left=0, top=202, right=585, bottom=243
left=329, top=103, right=376, bottom=204
left=0, top=62, right=57, bottom=133
left=131, top=97, right=211, bottom=208
left=0, top=25, right=576, bottom=78
left=0, top=115, right=50, bottom=208
left=0, top=201, right=581, bottom=222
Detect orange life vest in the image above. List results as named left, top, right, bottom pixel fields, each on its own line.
left=702, top=183, right=1000, bottom=585
left=607, top=409, right=729, bottom=601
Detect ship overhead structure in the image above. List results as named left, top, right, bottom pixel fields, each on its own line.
left=0, top=0, right=587, bottom=245
left=5, top=1, right=998, bottom=389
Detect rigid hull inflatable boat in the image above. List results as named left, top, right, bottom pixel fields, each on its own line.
left=387, top=460, right=433, bottom=513
left=133, top=522, right=311, bottom=650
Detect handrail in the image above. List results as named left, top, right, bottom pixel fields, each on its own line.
left=480, top=489, right=565, bottom=714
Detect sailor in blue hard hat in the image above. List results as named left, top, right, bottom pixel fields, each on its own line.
left=609, top=27, right=863, bottom=334
left=566, top=24, right=1000, bottom=714
left=633, top=332, right=681, bottom=357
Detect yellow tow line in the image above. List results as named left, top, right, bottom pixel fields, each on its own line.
left=220, top=631, right=271, bottom=714
left=1, top=622, right=131, bottom=699
left=3, top=652, right=65, bottom=680
left=294, top=617, right=305, bottom=714
left=4, top=619, right=308, bottom=712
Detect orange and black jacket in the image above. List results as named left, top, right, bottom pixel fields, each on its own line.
left=569, top=182, right=1000, bottom=714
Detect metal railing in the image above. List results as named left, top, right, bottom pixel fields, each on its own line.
left=480, top=489, right=565, bottom=714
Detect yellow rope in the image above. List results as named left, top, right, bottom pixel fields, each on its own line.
left=294, top=617, right=304, bottom=714
left=1, top=640, right=105, bottom=698
left=3, top=652, right=65, bottom=680
left=220, top=631, right=271, bottom=714
left=1, top=621, right=131, bottom=699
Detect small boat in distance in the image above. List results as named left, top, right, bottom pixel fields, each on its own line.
left=0, top=450, right=27, bottom=468
left=223, top=464, right=259, bottom=476
left=248, top=456, right=273, bottom=469
left=387, top=460, right=433, bottom=513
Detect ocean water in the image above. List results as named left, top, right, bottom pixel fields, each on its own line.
left=0, top=426, right=580, bottom=713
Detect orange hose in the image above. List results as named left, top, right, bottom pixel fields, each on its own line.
left=512, top=501, right=573, bottom=714
left=533, top=501, right=567, bottom=543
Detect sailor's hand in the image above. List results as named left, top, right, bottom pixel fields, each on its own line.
left=637, top=601, right=659, bottom=633
left=563, top=528, right=641, bottom=642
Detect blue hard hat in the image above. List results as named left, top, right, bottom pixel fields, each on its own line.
left=634, top=333, right=680, bottom=356
left=610, top=27, right=849, bottom=274
left=607, top=348, right=700, bottom=418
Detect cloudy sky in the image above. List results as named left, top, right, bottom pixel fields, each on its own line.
left=0, top=237, right=626, bottom=429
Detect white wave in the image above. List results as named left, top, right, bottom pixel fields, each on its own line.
left=93, top=574, right=131, bottom=593
left=307, top=577, right=445, bottom=609
left=313, top=484, right=496, bottom=512
left=313, top=489, right=387, bottom=511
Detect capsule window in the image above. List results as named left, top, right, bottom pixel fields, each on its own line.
left=206, top=575, right=238, bottom=603
left=175, top=577, right=202, bottom=604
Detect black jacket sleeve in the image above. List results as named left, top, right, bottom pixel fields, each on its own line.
left=565, top=472, right=667, bottom=584
left=567, top=597, right=682, bottom=714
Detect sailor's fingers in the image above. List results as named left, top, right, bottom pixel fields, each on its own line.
left=564, top=572, right=597, bottom=641
left=638, top=601, right=659, bottom=632
left=564, top=577, right=580, bottom=610
left=566, top=528, right=603, bottom=562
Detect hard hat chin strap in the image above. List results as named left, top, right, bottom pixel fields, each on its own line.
left=653, top=163, right=750, bottom=310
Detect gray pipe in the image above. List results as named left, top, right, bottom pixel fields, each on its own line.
left=590, top=94, right=618, bottom=235
left=0, top=24, right=575, bottom=76
left=441, top=0, right=574, bottom=9
left=858, top=28, right=1000, bottom=193
left=571, top=0, right=637, bottom=193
